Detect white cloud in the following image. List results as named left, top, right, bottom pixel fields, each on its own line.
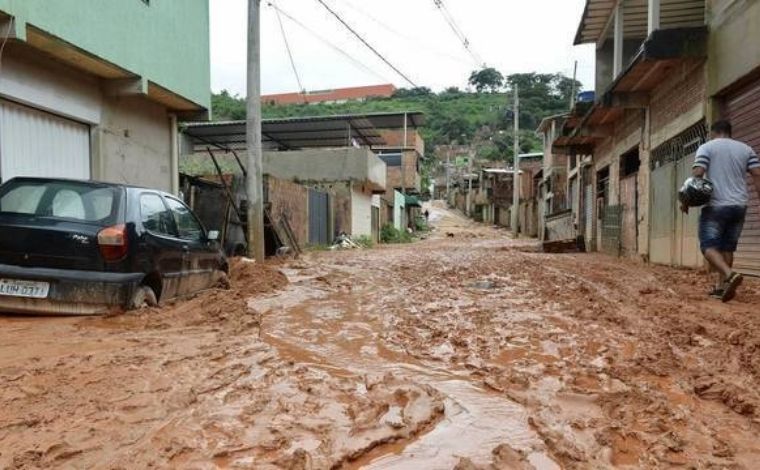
left=210, top=0, right=595, bottom=96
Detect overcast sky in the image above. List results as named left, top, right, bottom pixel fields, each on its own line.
left=211, top=0, right=595, bottom=96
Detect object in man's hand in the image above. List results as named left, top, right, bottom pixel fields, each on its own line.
left=679, top=177, right=714, bottom=207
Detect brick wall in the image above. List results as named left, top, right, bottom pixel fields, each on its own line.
left=265, top=176, right=309, bottom=248
left=384, top=150, right=419, bottom=194
left=650, top=62, right=706, bottom=142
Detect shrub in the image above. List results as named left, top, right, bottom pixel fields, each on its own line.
left=354, top=235, right=374, bottom=248
left=380, top=224, right=412, bottom=244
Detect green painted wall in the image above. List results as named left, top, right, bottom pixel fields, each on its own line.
left=0, top=0, right=210, bottom=109
left=708, top=0, right=760, bottom=95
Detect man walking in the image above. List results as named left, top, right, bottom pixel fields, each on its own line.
left=687, top=120, right=760, bottom=302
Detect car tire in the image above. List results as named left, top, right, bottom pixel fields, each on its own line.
left=130, top=285, right=158, bottom=310
left=214, top=271, right=231, bottom=290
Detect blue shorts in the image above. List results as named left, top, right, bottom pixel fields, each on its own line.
left=699, top=205, right=747, bottom=253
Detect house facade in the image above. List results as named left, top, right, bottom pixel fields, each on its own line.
left=180, top=115, right=392, bottom=247
left=262, top=84, right=396, bottom=106
left=0, top=0, right=210, bottom=193
left=557, top=0, right=760, bottom=276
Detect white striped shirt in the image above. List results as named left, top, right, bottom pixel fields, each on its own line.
left=694, top=138, right=760, bottom=206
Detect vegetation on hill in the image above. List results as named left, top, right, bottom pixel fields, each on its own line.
left=211, top=70, right=581, bottom=164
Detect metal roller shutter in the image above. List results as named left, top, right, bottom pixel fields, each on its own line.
left=0, top=100, right=90, bottom=182
left=724, top=79, right=760, bottom=276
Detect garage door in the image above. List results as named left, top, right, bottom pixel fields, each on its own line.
left=0, top=100, right=90, bottom=182
left=724, top=79, right=760, bottom=276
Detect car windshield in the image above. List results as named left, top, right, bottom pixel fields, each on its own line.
left=0, top=179, right=121, bottom=226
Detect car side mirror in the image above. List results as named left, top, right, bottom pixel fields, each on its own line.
left=207, top=230, right=220, bottom=241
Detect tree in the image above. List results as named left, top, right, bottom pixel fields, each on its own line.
left=211, top=90, right=246, bottom=120
left=468, top=67, right=504, bottom=93
left=392, top=87, right=433, bottom=98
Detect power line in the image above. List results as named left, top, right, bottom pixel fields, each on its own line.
left=432, top=0, right=483, bottom=67
left=272, top=0, right=306, bottom=101
left=337, top=0, right=473, bottom=66
left=314, top=0, right=418, bottom=88
left=266, top=2, right=391, bottom=84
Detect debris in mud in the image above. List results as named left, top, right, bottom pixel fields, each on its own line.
left=469, top=279, right=496, bottom=290
left=230, top=257, right=289, bottom=296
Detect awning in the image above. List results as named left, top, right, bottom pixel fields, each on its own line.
left=182, top=112, right=425, bottom=151
left=404, top=195, right=422, bottom=207
left=574, top=0, right=706, bottom=45
left=558, top=27, right=707, bottom=149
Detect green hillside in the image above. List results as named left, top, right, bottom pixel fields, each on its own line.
left=211, top=72, right=580, bottom=163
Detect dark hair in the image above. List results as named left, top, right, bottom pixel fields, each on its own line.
left=711, top=120, right=732, bottom=136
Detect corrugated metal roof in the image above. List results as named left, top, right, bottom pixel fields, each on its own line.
left=182, top=112, right=425, bottom=150
left=574, top=0, right=705, bottom=45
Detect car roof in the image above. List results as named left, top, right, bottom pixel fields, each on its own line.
left=2, top=177, right=175, bottom=197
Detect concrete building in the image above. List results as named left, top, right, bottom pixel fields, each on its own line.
left=181, top=115, right=391, bottom=245
left=558, top=1, right=707, bottom=260
left=556, top=0, right=760, bottom=276
left=262, top=84, right=396, bottom=106
left=0, top=1, right=210, bottom=193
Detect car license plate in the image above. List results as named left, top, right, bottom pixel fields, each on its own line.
left=0, top=279, right=50, bottom=299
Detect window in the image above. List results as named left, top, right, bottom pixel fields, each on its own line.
left=0, top=185, right=46, bottom=214
left=0, top=180, right=119, bottom=225
left=140, top=194, right=175, bottom=236
left=379, top=153, right=403, bottom=167
left=620, top=148, right=640, bottom=178
left=52, top=189, right=86, bottom=220
left=165, top=197, right=204, bottom=241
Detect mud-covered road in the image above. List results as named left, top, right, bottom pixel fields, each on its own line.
left=1, top=204, right=760, bottom=469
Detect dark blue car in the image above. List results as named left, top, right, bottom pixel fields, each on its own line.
left=0, top=177, right=228, bottom=315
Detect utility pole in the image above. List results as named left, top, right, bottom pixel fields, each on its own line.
left=401, top=112, right=408, bottom=196
left=466, top=148, right=474, bottom=216
left=569, top=60, right=578, bottom=110
left=445, top=153, right=451, bottom=202
left=511, top=84, right=520, bottom=234
left=246, top=0, right=265, bottom=262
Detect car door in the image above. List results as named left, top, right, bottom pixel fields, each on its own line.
left=138, top=192, right=185, bottom=300
left=164, top=196, right=219, bottom=295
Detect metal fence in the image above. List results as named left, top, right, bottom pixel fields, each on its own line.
left=601, top=204, right=622, bottom=257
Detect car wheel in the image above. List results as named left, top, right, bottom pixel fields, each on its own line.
left=130, top=285, right=158, bottom=310
left=214, top=271, right=231, bottom=290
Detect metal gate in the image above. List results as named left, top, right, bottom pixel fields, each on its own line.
left=725, top=78, right=760, bottom=276
left=649, top=122, right=707, bottom=267
left=650, top=162, right=676, bottom=265
left=308, top=190, right=330, bottom=246
left=620, top=175, right=638, bottom=256
left=0, top=99, right=91, bottom=182
left=584, top=184, right=594, bottom=251
left=602, top=204, right=622, bottom=256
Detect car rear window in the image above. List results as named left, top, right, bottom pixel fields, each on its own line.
left=0, top=180, right=121, bottom=225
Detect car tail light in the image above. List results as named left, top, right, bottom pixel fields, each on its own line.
left=98, top=224, right=128, bottom=262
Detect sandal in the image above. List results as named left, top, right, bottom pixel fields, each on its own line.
left=709, top=287, right=725, bottom=299
left=721, top=272, right=744, bottom=303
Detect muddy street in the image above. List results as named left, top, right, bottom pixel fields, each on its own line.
left=1, top=205, right=760, bottom=469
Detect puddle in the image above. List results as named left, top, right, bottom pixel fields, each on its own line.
left=363, top=380, right=556, bottom=469
left=258, top=270, right=561, bottom=470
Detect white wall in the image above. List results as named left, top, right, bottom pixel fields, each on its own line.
left=0, top=48, right=101, bottom=124
left=98, top=96, right=172, bottom=192
left=351, top=184, right=373, bottom=237
left=0, top=46, right=173, bottom=192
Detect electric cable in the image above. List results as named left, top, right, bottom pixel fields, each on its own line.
left=432, top=0, right=483, bottom=66
left=272, top=0, right=307, bottom=102
left=314, top=0, right=418, bottom=87
left=267, top=2, right=391, bottom=84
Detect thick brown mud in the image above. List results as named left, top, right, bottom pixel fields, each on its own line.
left=1, top=204, right=759, bottom=469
